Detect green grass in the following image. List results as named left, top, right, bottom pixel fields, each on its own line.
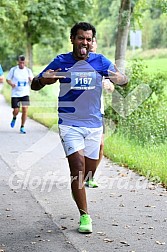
left=29, top=65, right=59, bottom=129
left=143, top=58, right=167, bottom=75
left=127, top=47, right=167, bottom=60
left=32, top=64, right=47, bottom=76
left=104, top=50, right=167, bottom=187
left=28, top=88, right=58, bottom=129
left=104, top=133, right=167, bottom=187
left=126, top=48, right=167, bottom=75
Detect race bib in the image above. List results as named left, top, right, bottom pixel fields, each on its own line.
left=71, top=71, right=96, bottom=90
left=17, top=81, right=27, bottom=87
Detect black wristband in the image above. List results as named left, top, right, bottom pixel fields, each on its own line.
left=38, top=78, right=45, bottom=88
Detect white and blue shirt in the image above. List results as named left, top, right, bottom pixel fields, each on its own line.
left=7, top=66, right=33, bottom=97
left=39, top=52, right=115, bottom=128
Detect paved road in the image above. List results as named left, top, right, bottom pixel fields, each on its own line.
left=0, top=94, right=167, bottom=252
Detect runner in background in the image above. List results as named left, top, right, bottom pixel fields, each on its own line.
left=6, top=55, right=34, bottom=134
left=0, top=64, right=4, bottom=89
left=85, top=37, right=115, bottom=188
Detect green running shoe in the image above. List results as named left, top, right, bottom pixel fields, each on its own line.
left=85, top=178, right=98, bottom=188
left=78, top=214, right=92, bottom=233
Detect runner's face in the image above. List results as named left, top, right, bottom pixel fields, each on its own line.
left=90, top=38, right=97, bottom=53
left=18, top=60, right=25, bottom=69
left=71, top=29, right=93, bottom=60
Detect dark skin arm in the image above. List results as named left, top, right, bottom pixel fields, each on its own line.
left=31, top=68, right=65, bottom=91
left=108, top=65, right=128, bottom=86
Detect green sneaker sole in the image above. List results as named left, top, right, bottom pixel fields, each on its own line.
left=78, top=227, right=92, bottom=233
left=78, top=214, right=92, bottom=233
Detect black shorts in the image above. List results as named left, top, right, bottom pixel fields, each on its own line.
left=11, top=96, right=30, bottom=108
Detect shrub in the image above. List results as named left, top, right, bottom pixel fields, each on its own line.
left=104, top=59, right=167, bottom=145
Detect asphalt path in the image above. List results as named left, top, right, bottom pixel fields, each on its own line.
left=0, top=93, right=167, bottom=252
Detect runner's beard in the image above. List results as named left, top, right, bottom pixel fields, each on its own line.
left=73, top=47, right=88, bottom=59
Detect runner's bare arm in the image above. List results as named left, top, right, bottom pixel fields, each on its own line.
left=31, top=68, right=65, bottom=91
left=108, top=65, right=128, bottom=86
left=6, top=79, right=16, bottom=88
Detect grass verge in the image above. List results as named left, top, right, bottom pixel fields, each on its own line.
left=104, top=133, right=167, bottom=188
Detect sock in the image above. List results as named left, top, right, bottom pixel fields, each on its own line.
left=79, top=209, right=88, bottom=216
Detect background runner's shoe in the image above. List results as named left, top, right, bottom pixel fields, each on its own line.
left=20, top=126, right=26, bottom=134
left=85, top=178, right=98, bottom=188
left=10, top=118, right=16, bottom=128
left=78, top=214, right=92, bottom=233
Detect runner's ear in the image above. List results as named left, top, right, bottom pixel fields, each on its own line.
left=70, top=35, right=74, bottom=44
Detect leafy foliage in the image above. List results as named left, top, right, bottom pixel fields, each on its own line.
left=0, top=0, right=93, bottom=68
left=0, top=0, right=167, bottom=69
left=104, top=59, right=167, bottom=145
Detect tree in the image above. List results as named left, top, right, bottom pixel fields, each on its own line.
left=114, top=0, right=167, bottom=71
left=23, top=0, right=93, bottom=68
left=115, top=0, right=131, bottom=72
left=0, top=0, right=93, bottom=69
left=90, top=0, right=133, bottom=70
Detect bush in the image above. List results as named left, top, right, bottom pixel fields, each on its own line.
left=104, top=59, right=167, bottom=145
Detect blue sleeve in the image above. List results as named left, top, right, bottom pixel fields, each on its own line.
left=0, top=65, right=4, bottom=76
left=101, top=55, right=116, bottom=77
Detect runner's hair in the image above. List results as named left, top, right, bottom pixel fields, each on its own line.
left=70, top=22, right=96, bottom=39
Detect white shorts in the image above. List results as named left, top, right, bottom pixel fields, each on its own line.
left=58, top=125, right=103, bottom=159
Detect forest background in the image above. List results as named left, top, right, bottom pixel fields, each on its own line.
left=0, top=0, right=167, bottom=187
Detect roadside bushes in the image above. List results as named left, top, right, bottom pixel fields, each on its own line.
left=104, top=59, right=167, bottom=145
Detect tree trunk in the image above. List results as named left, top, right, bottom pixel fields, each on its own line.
left=115, top=0, right=131, bottom=73
left=26, top=41, right=33, bottom=70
